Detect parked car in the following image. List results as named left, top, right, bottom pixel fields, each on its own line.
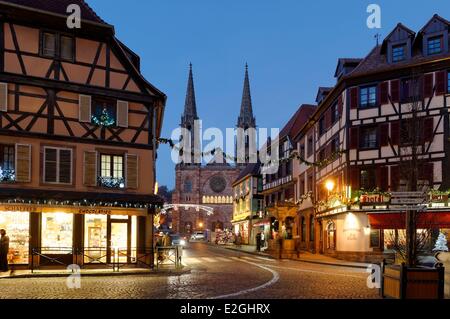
left=190, top=231, right=206, bottom=241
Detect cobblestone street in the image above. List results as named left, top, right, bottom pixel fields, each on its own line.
left=0, top=243, right=380, bottom=299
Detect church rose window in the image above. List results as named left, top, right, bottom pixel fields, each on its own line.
left=210, top=176, right=226, bottom=193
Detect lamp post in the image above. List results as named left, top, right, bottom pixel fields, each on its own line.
left=325, top=179, right=335, bottom=198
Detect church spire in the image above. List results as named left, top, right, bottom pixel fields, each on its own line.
left=237, top=63, right=256, bottom=129
left=181, top=63, right=198, bottom=126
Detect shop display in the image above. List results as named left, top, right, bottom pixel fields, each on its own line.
left=0, top=212, right=29, bottom=264
left=41, top=213, right=73, bottom=254
left=84, top=215, right=107, bottom=263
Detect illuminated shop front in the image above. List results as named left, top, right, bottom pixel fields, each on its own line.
left=0, top=203, right=148, bottom=268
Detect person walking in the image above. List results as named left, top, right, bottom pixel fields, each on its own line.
left=0, top=229, right=10, bottom=272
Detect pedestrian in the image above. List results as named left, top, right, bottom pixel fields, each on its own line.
left=256, top=232, right=262, bottom=252
left=235, top=232, right=242, bottom=248
left=0, top=229, right=10, bottom=272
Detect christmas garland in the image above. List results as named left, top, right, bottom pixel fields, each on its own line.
left=92, top=108, right=115, bottom=127
left=157, top=137, right=345, bottom=168
left=0, top=168, right=15, bottom=183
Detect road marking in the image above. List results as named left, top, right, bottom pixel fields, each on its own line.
left=184, top=258, right=201, bottom=264
left=265, top=265, right=365, bottom=279
left=255, top=256, right=276, bottom=262
left=201, top=257, right=218, bottom=263
left=216, top=257, right=233, bottom=263
left=209, top=259, right=280, bottom=299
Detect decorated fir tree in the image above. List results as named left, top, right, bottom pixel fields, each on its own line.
left=433, top=232, right=449, bottom=252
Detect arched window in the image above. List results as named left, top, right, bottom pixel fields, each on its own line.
left=184, top=179, right=193, bottom=193
left=309, top=216, right=315, bottom=242
left=327, top=222, right=336, bottom=250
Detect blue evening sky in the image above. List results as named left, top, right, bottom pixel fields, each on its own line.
left=88, top=0, right=450, bottom=189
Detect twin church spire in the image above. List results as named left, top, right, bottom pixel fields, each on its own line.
left=181, top=63, right=256, bottom=130
left=180, top=63, right=256, bottom=166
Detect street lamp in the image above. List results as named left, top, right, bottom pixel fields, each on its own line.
left=198, top=222, right=204, bottom=229
left=325, top=180, right=335, bottom=193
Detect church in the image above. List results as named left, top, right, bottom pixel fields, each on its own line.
left=171, top=64, right=256, bottom=235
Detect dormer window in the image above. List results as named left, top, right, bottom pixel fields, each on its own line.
left=427, top=36, right=443, bottom=55
left=392, top=44, right=406, bottom=62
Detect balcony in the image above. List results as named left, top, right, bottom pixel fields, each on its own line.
left=97, top=176, right=125, bottom=189
left=0, top=168, right=15, bottom=183
left=263, top=175, right=293, bottom=191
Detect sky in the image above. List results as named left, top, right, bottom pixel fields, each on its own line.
left=88, top=0, right=450, bottom=189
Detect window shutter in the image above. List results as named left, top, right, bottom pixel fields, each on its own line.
left=379, top=123, right=389, bottom=146
left=349, top=127, right=359, bottom=149
left=0, top=82, right=7, bottom=112
left=390, top=80, right=400, bottom=103
left=83, top=151, right=97, bottom=186
left=338, top=95, right=343, bottom=116
left=59, top=149, right=72, bottom=184
left=117, top=100, right=129, bottom=128
left=349, top=167, right=360, bottom=190
left=423, top=118, right=434, bottom=142
left=126, top=154, right=138, bottom=189
left=424, top=73, right=434, bottom=98
left=15, top=144, right=31, bottom=183
left=44, top=148, right=57, bottom=183
left=435, top=71, right=447, bottom=95
left=79, top=95, right=92, bottom=122
left=380, top=82, right=389, bottom=105
left=349, top=87, right=358, bottom=109
left=390, top=165, right=400, bottom=191
left=391, top=121, right=400, bottom=145
left=377, top=166, right=389, bottom=191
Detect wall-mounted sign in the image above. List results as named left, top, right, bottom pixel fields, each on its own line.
left=360, top=194, right=390, bottom=204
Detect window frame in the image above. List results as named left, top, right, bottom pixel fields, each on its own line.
left=319, top=116, right=326, bottom=136
left=360, top=126, right=378, bottom=150
left=40, top=30, right=75, bottom=62
left=392, top=43, right=406, bottom=63
left=307, top=136, right=314, bottom=157
left=91, top=98, right=118, bottom=127
left=359, top=85, right=378, bottom=109
left=99, top=154, right=124, bottom=179
left=360, top=167, right=377, bottom=191
left=0, top=144, right=15, bottom=171
left=427, top=35, right=443, bottom=55
left=331, top=101, right=339, bottom=124
left=43, top=146, right=73, bottom=185
left=447, top=71, right=450, bottom=94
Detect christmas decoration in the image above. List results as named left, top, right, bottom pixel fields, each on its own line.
left=0, top=167, right=15, bottom=183
left=92, top=107, right=115, bottom=127
left=433, top=232, right=449, bottom=252
left=97, top=176, right=125, bottom=189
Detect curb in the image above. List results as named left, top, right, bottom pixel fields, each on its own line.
left=212, top=244, right=275, bottom=259
left=0, top=267, right=191, bottom=279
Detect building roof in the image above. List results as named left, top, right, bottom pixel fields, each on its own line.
left=233, top=162, right=261, bottom=186
left=279, top=104, right=316, bottom=141
left=0, top=0, right=106, bottom=24
left=237, top=64, right=256, bottom=129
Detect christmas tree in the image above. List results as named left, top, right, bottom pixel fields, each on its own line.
left=433, top=232, right=449, bottom=252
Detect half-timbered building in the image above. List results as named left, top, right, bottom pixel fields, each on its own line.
left=0, top=0, right=166, bottom=268
left=301, top=15, right=450, bottom=262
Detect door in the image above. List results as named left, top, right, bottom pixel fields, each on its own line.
left=110, top=222, right=128, bottom=263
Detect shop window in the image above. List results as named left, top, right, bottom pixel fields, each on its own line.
left=0, top=212, right=29, bottom=264
left=0, top=145, right=15, bottom=182
left=301, top=217, right=306, bottom=242
left=84, top=214, right=107, bottom=263
left=41, top=213, right=73, bottom=253
left=43, top=147, right=72, bottom=184
left=99, top=154, right=124, bottom=188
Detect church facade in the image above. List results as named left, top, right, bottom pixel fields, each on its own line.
left=172, top=65, right=256, bottom=235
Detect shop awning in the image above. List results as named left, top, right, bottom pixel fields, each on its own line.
left=368, top=212, right=450, bottom=229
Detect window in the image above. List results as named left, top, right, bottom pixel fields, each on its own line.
left=60, top=36, right=74, bottom=60
left=318, top=149, right=325, bottom=162
left=299, top=143, right=305, bottom=158
left=307, top=137, right=313, bottom=157
left=447, top=72, right=450, bottom=93
left=309, top=216, right=314, bottom=242
left=327, top=222, right=336, bottom=250
left=184, top=179, right=193, bottom=193
left=301, top=217, right=306, bottom=242
left=42, top=32, right=56, bottom=57
left=92, top=100, right=117, bottom=127
left=299, top=178, right=305, bottom=196
left=331, top=101, right=339, bottom=123
left=319, top=116, right=326, bottom=136
left=307, top=175, right=313, bottom=193
left=360, top=168, right=376, bottom=190
left=0, top=212, right=29, bottom=264
left=41, top=212, right=73, bottom=254
left=100, top=154, right=124, bottom=179
left=401, top=78, right=421, bottom=103
left=428, top=36, right=443, bottom=55
left=360, top=86, right=377, bottom=108
left=44, top=147, right=72, bottom=184
left=331, top=136, right=340, bottom=154
left=0, top=145, right=14, bottom=171
left=360, top=126, right=378, bottom=149
left=392, top=44, right=406, bottom=62
left=41, top=32, right=74, bottom=60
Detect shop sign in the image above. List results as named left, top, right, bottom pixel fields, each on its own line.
left=78, top=208, right=113, bottom=215
left=0, top=204, right=38, bottom=212
left=360, top=194, right=390, bottom=204
left=390, top=192, right=427, bottom=205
